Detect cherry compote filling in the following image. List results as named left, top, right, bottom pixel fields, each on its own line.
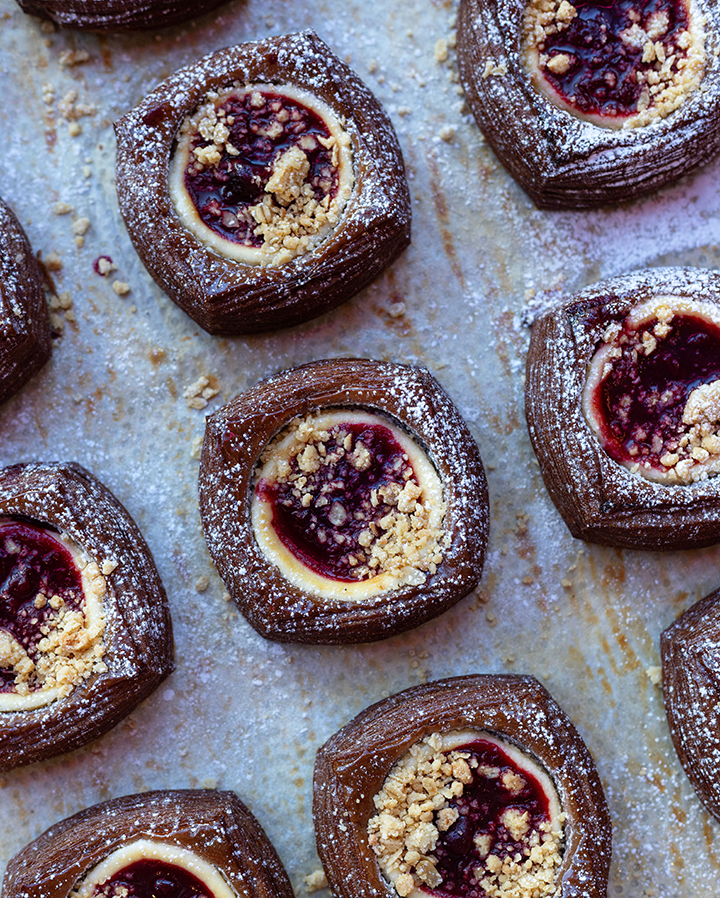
left=430, top=741, right=555, bottom=897
left=524, top=0, right=703, bottom=124
left=584, top=301, right=720, bottom=483
left=185, top=91, right=337, bottom=245
left=251, top=411, right=446, bottom=600
left=0, top=517, right=85, bottom=693
left=82, top=859, right=215, bottom=898
left=170, top=85, right=353, bottom=262
left=0, top=516, right=106, bottom=709
left=368, top=732, right=564, bottom=898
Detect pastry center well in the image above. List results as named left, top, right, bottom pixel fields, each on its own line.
left=0, top=516, right=107, bottom=711
left=583, top=296, right=720, bottom=483
left=368, top=729, right=565, bottom=898
left=251, top=410, right=447, bottom=603
left=522, top=0, right=705, bottom=127
left=69, top=840, right=237, bottom=898
left=170, top=83, right=354, bottom=266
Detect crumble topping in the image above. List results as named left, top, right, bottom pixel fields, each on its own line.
left=647, top=665, right=662, bottom=685
left=0, top=520, right=107, bottom=712
left=251, top=410, right=447, bottom=603
left=304, top=870, right=329, bottom=893
left=368, top=731, right=565, bottom=898
left=522, top=0, right=705, bottom=128
left=482, top=60, right=509, bottom=78
left=184, top=374, right=221, bottom=410
left=112, top=281, right=131, bottom=296
left=583, top=296, right=720, bottom=483
left=44, top=250, right=63, bottom=272
left=59, top=49, right=91, bottom=68
left=169, top=83, right=354, bottom=267
left=73, top=218, right=91, bottom=237
left=96, top=257, right=117, bottom=276
left=69, top=840, right=237, bottom=898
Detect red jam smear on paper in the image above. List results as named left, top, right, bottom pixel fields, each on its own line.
left=0, top=518, right=84, bottom=692
left=91, top=859, right=215, bottom=898
left=184, top=90, right=339, bottom=245
left=592, top=314, right=720, bottom=468
left=256, top=421, right=413, bottom=581
left=424, top=739, right=552, bottom=898
left=540, top=0, right=689, bottom=117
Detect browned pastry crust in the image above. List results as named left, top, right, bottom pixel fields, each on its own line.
left=0, top=789, right=293, bottom=898
left=313, top=674, right=612, bottom=898
left=661, top=588, right=720, bottom=822
left=114, top=32, right=411, bottom=335
left=198, top=358, right=489, bottom=645
left=14, top=0, right=229, bottom=32
left=525, top=267, right=720, bottom=549
left=456, top=0, right=720, bottom=209
left=0, top=197, right=51, bottom=406
left=0, top=461, right=173, bottom=771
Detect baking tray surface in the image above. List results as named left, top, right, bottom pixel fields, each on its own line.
left=2, top=1, right=720, bottom=896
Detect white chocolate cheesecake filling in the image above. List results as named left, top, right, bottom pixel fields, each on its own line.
left=70, top=839, right=238, bottom=898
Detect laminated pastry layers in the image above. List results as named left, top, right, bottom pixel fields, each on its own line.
left=13, top=0, right=229, bottom=31
left=457, top=0, right=720, bottom=207
left=526, top=267, right=720, bottom=549
left=198, top=359, right=489, bottom=644
left=1, top=789, right=293, bottom=898
left=313, top=675, right=612, bottom=898
left=115, top=31, right=411, bottom=335
left=662, top=589, right=720, bottom=823
left=0, top=462, right=173, bottom=770
left=0, top=196, right=51, bottom=406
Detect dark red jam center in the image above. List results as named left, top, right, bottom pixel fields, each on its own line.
left=0, top=518, right=84, bottom=692
left=92, top=859, right=214, bottom=898
left=592, top=313, right=720, bottom=468
left=539, top=0, right=689, bottom=117
left=183, top=90, right=339, bottom=246
left=425, top=740, right=553, bottom=898
left=256, top=421, right=416, bottom=582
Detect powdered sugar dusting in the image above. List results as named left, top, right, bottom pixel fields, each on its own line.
left=2, top=0, right=720, bottom=896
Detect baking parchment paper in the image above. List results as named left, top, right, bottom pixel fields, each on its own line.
left=2, top=1, right=720, bottom=895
